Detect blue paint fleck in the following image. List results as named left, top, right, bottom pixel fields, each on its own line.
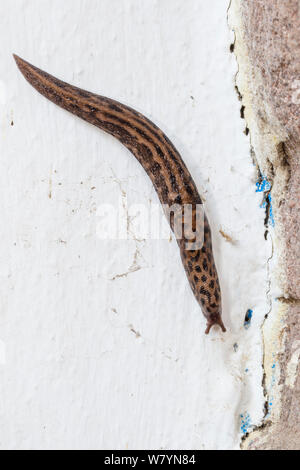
left=240, top=412, right=252, bottom=435
left=256, top=175, right=275, bottom=227
left=244, top=309, right=253, bottom=329
left=256, top=176, right=271, bottom=193
left=267, top=194, right=275, bottom=227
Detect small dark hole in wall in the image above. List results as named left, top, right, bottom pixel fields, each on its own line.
left=240, top=106, right=245, bottom=119
left=244, top=309, right=253, bottom=329
left=11, top=121, right=14, bottom=126
left=244, top=127, right=249, bottom=136
left=230, top=43, right=235, bottom=53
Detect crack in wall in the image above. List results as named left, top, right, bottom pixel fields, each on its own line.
left=108, top=166, right=148, bottom=282
left=109, top=247, right=142, bottom=281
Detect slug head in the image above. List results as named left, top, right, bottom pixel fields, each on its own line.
left=205, top=312, right=226, bottom=335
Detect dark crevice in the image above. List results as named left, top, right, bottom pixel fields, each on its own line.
left=264, top=192, right=272, bottom=240
left=235, top=85, right=243, bottom=102
left=277, top=296, right=300, bottom=305
left=276, top=141, right=291, bottom=189
left=262, top=372, right=269, bottom=417
left=250, top=146, right=257, bottom=166
left=241, top=419, right=272, bottom=443
left=276, top=141, right=290, bottom=168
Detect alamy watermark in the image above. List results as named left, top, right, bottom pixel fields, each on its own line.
left=96, top=196, right=205, bottom=250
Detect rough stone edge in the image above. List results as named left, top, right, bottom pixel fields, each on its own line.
left=228, top=0, right=300, bottom=450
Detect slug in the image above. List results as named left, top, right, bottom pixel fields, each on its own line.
left=14, top=54, right=226, bottom=334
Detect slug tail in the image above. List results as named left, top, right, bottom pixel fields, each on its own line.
left=13, top=54, right=141, bottom=148
left=13, top=54, right=114, bottom=130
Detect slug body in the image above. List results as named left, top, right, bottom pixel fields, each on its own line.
left=14, top=55, right=226, bottom=334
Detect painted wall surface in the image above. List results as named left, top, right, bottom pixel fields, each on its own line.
left=0, top=0, right=270, bottom=450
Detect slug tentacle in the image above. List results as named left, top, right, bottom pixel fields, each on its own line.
left=14, top=54, right=226, bottom=335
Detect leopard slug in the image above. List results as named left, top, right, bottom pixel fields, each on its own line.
left=14, top=54, right=226, bottom=334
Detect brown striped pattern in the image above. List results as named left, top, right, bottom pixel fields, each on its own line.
left=14, top=54, right=226, bottom=334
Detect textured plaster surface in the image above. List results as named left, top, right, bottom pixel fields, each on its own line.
left=0, top=0, right=270, bottom=449
left=229, top=0, right=300, bottom=450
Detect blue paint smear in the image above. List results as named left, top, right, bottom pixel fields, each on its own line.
left=240, top=412, right=252, bottom=435
left=268, top=195, right=275, bottom=227
left=256, top=176, right=271, bottom=193
left=256, top=175, right=275, bottom=227
left=244, top=309, right=253, bottom=329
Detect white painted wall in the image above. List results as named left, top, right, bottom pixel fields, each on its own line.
left=0, top=0, right=270, bottom=450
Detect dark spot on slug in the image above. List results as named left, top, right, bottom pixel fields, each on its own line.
left=191, top=251, right=200, bottom=262
left=109, top=103, right=123, bottom=113
left=185, top=184, right=194, bottom=196
left=200, top=286, right=211, bottom=301
left=87, top=104, right=97, bottom=113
